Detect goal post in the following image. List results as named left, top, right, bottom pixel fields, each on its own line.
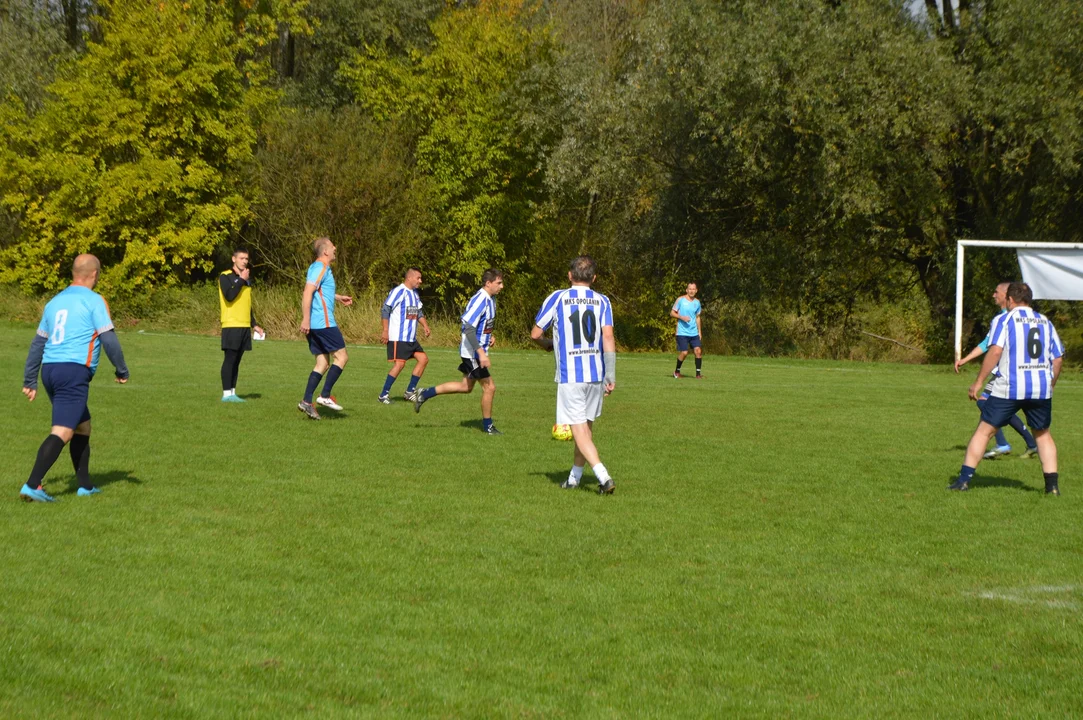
left=955, top=239, right=1083, bottom=361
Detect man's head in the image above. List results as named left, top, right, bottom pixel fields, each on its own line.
left=1006, top=282, right=1033, bottom=308
left=482, top=268, right=504, bottom=295
left=313, top=236, right=336, bottom=262
left=232, top=248, right=249, bottom=272
left=568, top=255, right=596, bottom=285
left=404, top=266, right=423, bottom=290
left=992, top=282, right=1010, bottom=308
left=72, top=254, right=101, bottom=288
left=686, top=282, right=698, bottom=299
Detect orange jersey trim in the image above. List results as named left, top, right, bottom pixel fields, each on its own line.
left=85, top=331, right=99, bottom=367
left=311, top=262, right=329, bottom=326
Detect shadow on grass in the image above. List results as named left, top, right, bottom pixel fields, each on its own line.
left=530, top=470, right=596, bottom=492
left=238, top=393, right=263, bottom=400
left=458, top=419, right=489, bottom=432
left=951, top=475, right=1043, bottom=493
left=60, top=469, right=143, bottom=496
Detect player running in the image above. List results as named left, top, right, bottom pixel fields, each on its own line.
left=955, top=281, right=1038, bottom=459
left=19, top=254, right=129, bottom=501
left=671, top=282, right=703, bottom=378
left=949, top=283, right=1064, bottom=494
left=298, top=237, right=353, bottom=419
left=413, top=269, right=504, bottom=435
left=531, top=255, right=617, bottom=494
left=378, top=267, right=431, bottom=404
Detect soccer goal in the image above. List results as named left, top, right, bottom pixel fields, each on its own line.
left=955, top=239, right=1083, bottom=361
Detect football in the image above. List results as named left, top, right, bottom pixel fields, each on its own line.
left=551, top=423, right=573, bottom=441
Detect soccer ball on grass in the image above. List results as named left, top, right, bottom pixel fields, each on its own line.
left=551, top=424, right=573, bottom=441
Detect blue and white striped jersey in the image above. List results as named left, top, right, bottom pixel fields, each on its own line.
left=37, top=285, right=114, bottom=373
left=384, top=284, right=423, bottom=342
left=459, top=288, right=496, bottom=359
left=987, top=306, right=1064, bottom=400
left=535, top=286, right=614, bottom=384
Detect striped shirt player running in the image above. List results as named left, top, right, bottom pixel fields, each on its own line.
left=378, top=267, right=431, bottom=404
left=531, top=255, right=617, bottom=494
left=950, top=282, right=1064, bottom=494
left=414, top=269, right=504, bottom=435
left=298, top=237, right=353, bottom=419
left=20, top=254, right=129, bottom=502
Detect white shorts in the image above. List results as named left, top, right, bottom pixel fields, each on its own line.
left=556, top=382, right=605, bottom=425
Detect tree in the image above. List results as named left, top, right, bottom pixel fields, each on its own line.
left=0, top=0, right=307, bottom=297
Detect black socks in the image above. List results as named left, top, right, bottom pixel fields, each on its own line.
left=70, top=434, right=92, bottom=490
left=27, top=434, right=66, bottom=489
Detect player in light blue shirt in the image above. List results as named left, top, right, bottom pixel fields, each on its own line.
left=413, top=269, right=505, bottom=435
left=670, top=283, right=703, bottom=378
left=954, top=282, right=1037, bottom=459
left=298, top=237, right=353, bottom=419
left=19, top=254, right=129, bottom=502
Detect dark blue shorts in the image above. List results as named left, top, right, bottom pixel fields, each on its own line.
left=307, top=326, right=346, bottom=355
left=676, top=335, right=701, bottom=352
left=41, top=362, right=92, bottom=429
left=980, top=396, right=1052, bottom=431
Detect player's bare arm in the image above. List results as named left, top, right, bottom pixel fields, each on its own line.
left=1052, top=356, right=1063, bottom=387
left=300, top=283, right=316, bottom=334
left=670, top=307, right=691, bottom=323
left=968, top=345, right=1003, bottom=400
left=420, top=318, right=431, bottom=337
left=22, top=387, right=36, bottom=402
left=530, top=325, right=554, bottom=351
left=335, top=294, right=353, bottom=306
left=477, top=348, right=491, bottom=369
left=603, top=325, right=616, bottom=395
left=954, top=345, right=984, bottom=373
left=381, top=316, right=390, bottom=344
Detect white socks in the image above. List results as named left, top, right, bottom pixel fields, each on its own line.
left=592, top=463, right=611, bottom=482
left=222, top=389, right=236, bottom=398
left=567, top=465, right=585, bottom=485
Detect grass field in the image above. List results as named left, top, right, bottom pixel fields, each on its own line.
left=1, top=323, right=1081, bottom=718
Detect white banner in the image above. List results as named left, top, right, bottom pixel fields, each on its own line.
left=1017, top=249, right=1083, bottom=300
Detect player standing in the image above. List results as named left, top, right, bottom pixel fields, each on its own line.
left=378, top=267, right=432, bottom=404
left=218, top=248, right=264, bottom=403
left=954, top=281, right=1038, bottom=459
left=531, top=255, right=616, bottom=494
left=298, top=237, right=353, bottom=419
left=413, top=269, right=504, bottom=435
left=19, top=254, right=129, bottom=501
left=949, top=283, right=1063, bottom=494
left=671, top=282, right=703, bottom=378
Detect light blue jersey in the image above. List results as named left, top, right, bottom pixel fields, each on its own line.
left=306, top=261, right=337, bottom=329
left=37, top=286, right=115, bottom=373
left=672, top=296, right=701, bottom=337
left=977, top=309, right=1008, bottom=353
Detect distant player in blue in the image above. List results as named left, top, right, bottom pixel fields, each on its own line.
left=671, top=283, right=703, bottom=378
left=413, top=269, right=504, bottom=435
left=19, top=254, right=129, bottom=502
left=532, top=255, right=617, bottom=494
left=379, top=267, right=432, bottom=404
left=298, top=237, right=353, bottom=419
left=950, top=283, right=1064, bottom=494
left=954, top=281, right=1037, bottom=459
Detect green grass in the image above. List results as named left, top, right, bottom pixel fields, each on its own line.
left=1, top=323, right=1080, bottom=718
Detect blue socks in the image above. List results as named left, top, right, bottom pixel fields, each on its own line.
left=482, top=418, right=493, bottom=431
left=304, top=371, right=322, bottom=403
left=1007, top=415, right=1036, bottom=449
left=420, top=387, right=437, bottom=401
left=381, top=374, right=396, bottom=396
left=994, top=428, right=1009, bottom=448
left=957, top=465, right=976, bottom=484
left=322, top=365, right=343, bottom=398
left=407, top=375, right=421, bottom=393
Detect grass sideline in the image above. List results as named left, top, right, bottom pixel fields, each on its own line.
left=1, top=324, right=1081, bottom=717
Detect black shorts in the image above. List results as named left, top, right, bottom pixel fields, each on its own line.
left=458, top=357, right=491, bottom=380
left=980, top=396, right=1053, bottom=431
left=676, top=335, right=701, bottom=352
left=221, top=327, right=252, bottom=352
left=307, top=326, right=346, bottom=355
left=387, top=340, right=424, bottom=361
left=42, top=362, right=93, bottom=429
